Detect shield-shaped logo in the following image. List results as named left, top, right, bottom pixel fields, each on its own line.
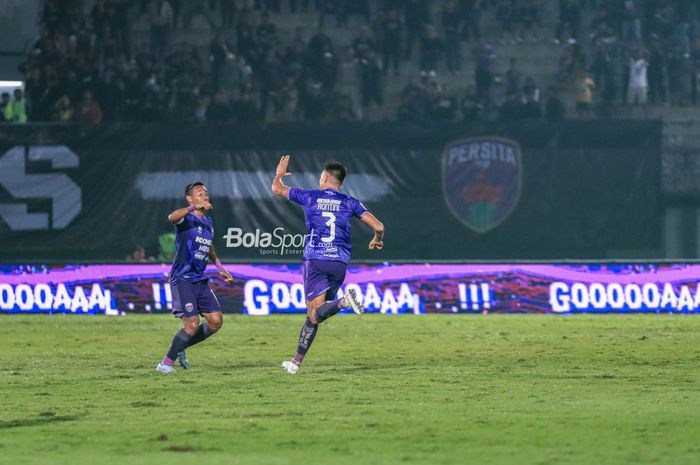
left=442, top=137, right=522, bottom=233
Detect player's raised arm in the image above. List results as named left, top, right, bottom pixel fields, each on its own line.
left=271, top=154, right=293, bottom=198
left=209, top=244, right=233, bottom=283
left=361, top=212, right=385, bottom=250
left=167, top=184, right=212, bottom=223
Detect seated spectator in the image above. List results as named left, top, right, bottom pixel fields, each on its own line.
left=461, top=84, right=483, bottom=122
left=544, top=86, right=566, bottom=122
left=76, top=90, right=103, bottom=124
left=521, top=88, right=543, bottom=119
left=332, top=93, right=357, bottom=121
left=207, top=91, right=235, bottom=121
left=429, top=84, right=457, bottom=121
left=301, top=81, right=328, bottom=122
left=523, top=76, right=540, bottom=102
left=126, top=245, right=154, bottom=262
left=234, top=90, right=260, bottom=124
left=498, top=91, right=522, bottom=122
left=53, top=95, right=74, bottom=122
left=273, top=76, right=300, bottom=122
left=194, top=94, right=210, bottom=123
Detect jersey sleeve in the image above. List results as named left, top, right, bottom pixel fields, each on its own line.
left=350, top=197, right=368, bottom=218
left=174, top=213, right=193, bottom=231
left=288, top=187, right=311, bottom=206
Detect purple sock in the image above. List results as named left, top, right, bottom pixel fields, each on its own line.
left=161, top=356, right=174, bottom=366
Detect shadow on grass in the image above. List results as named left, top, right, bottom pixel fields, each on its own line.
left=0, top=414, right=81, bottom=429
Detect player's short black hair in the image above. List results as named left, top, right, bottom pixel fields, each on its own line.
left=185, top=182, right=206, bottom=196
left=323, top=161, right=346, bottom=184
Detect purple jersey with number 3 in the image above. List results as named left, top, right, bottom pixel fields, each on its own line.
left=288, top=187, right=368, bottom=263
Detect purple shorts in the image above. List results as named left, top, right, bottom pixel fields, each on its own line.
left=303, top=259, right=347, bottom=301
left=171, top=279, right=221, bottom=318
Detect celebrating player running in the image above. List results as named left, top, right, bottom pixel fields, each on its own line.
left=272, top=155, right=385, bottom=374
left=156, top=182, right=233, bottom=373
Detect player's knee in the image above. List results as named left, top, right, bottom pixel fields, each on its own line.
left=307, top=309, right=318, bottom=325
left=209, top=315, right=223, bottom=332
left=183, top=320, right=199, bottom=335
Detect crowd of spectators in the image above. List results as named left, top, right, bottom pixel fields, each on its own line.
left=5, top=0, right=700, bottom=125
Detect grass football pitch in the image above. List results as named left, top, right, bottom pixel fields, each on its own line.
left=1, top=314, right=699, bottom=465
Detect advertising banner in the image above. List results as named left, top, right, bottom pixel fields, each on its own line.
left=2, top=263, right=699, bottom=315
left=0, top=121, right=661, bottom=261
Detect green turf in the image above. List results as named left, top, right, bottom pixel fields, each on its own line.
left=1, top=314, right=699, bottom=465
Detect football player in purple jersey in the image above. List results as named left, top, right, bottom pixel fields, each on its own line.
left=272, top=155, right=385, bottom=374
left=156, top=182, right=233, bottom=373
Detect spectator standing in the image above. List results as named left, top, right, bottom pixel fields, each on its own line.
left=691, top=39, right=700, bottom=105
left=359, top=50, right=383, bottom=109
left=150, top=0, right=174, bottom=62
left=472, top=39, right=495, bottom=104
left=505, top=58, right=523, bottom=96
left=574, top=71, right=595, bottom=117
left=0, top=92, right=10, bottom=121
left=420, top=25, right=444, bottom=75
left=181, top=0, right=216, bottom=29
left=352, top=26, right=376, bottom=60
left=404, top=0, right=428, bottom=60
left=647, top=35, right=666, bottom=104
left=380, top=9, right=402, bottom=76
left=4, top=89, right=28, bottom=123
left=555, top=0, right=580, bottom=43
left=442, top=1, right=463, bottom=73
left=621, top=0, right=642, bottom=43
left=460, top=0, right=483, bottom=43
left=259, top=48, right=284, bottom=120
left=627, top=51, right=649, bottom=105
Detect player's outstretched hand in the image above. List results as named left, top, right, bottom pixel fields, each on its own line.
left=219, top=270, right=234, bottom=283
left=369, top=238, right=384, bottom=250
left=276, top=154, right=293, bottom=177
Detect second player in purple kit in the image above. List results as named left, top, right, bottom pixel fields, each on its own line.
left=272, top=155, right=385, bottom=374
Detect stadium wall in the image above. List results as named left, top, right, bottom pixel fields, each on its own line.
left=0, top=121, right=662, bottom=261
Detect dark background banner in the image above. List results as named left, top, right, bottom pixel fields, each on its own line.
left=0, top=121, right=661, bottom=260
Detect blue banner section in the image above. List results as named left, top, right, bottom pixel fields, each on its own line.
left=3, top=263, right=700, bottom=315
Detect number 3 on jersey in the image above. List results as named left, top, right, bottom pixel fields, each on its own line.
left=321, top=212, right=336, bottom=243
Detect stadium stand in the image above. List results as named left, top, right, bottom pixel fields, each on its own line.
left=7, top=0, right=700, bottom=124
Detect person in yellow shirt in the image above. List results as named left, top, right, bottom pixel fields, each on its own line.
left=574, top=72, right=595, bottom=117
left=4, top=89, right=27, bottom=123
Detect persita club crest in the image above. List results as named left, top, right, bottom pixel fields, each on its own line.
left=442, top=137, right=522, bottom=233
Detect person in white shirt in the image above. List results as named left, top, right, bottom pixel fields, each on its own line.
left=627, top=51, right=649, bottom=105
